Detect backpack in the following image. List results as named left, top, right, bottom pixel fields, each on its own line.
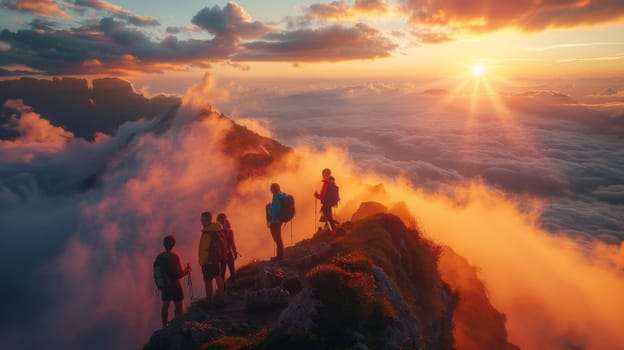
left=323, top=182, right=340, bottom=207
left=279, top=194, right=296, bottom=222
left=207, top=230, right=227, bottom=263
left=153, top=253, right=172, bottom=290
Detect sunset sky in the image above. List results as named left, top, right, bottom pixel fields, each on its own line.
left=2, top=2, right=624, bottom=350
left=1, top=0, right=624, bottom=90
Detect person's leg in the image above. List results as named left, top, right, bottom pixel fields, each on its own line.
left=269, top=223, right=283, bottom=259
left=161, top=301, right=170, bottom=327
left=270, top=223, right=284, bottom=259
left=322, top=205, right=335, bottom=233
left=202, top=265, right=213, bottom=299
left=227, top=257, right=235, bottom=282
left=220, top=260, right=227, bottom=283
left=215, top=275, right=225, bottom=297
left=173, top=300, right=183, bottom=318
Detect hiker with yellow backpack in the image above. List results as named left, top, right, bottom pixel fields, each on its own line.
left=198, top=212, right=226, bottom=303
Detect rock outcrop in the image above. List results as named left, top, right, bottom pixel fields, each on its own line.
left=0, top=77, right=180, bottom=139
left=144, top=213, right=518, bottom=350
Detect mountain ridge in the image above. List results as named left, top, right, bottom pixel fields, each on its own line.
left=144, top=211, right=518, bottom=350
left=0, top=77, right=180, bottom=140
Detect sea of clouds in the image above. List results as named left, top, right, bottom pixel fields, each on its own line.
left=218, top=79, right=624, bottom=243
left=1, top=75, right=623, bottom=349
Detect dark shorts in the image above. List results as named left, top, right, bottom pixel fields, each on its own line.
left=161, top=283, right=184, bottom=302
left=202, top=263, right=220, bottom=280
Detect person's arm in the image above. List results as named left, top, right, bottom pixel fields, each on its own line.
left=315, top=181, right=328, bottom=200
left=268, top=194, right=281, bottom=220
left=170, top=253, right=187, bottom=279
left=228, top=230, right=238, bottom=256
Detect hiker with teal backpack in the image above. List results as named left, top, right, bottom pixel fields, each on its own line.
left=198, top=212, right=226, bottom=303
left=266, top=183, right=295, bottom=261
left=153, top=235, right=191, bottom=327
left=314, top=168, right=340, bottom=234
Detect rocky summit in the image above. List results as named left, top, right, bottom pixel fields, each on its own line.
left=144, top=211, right=518, bottom=350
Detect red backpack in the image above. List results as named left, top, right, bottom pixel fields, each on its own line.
left=207, top=230, right=227, bottom=263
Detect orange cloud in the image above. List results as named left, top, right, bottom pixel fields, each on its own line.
left=2, top=0, right=70, bottom=19
left=74, top=0, right=131, bottom=16
left=404, top=0, right=624, bottom=34
left=181, top=72, right=229, bottom=111
left=305, top=0, right=390, bottom=21
left=411, top=28, right=456, bottom=44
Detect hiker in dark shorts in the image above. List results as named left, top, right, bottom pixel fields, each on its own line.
left=217, top=213, right=239, bottom=283
left=314, top=168, right=339, bottom=234
left=267, top=183, right=287, bottom=261
left=198, top=211, right=225, bottom=302
left=155, top=235, right=191, bottom=327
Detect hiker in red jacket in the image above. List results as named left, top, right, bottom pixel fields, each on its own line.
left=314, top=168, right=339, bottom=234
left=155, top=235, right=191, bottom=327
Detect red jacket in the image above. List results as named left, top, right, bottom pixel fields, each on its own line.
left=315, top=176, right=335, bottom=204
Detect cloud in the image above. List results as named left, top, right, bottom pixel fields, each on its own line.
left=1, top=0, right=70, bottom=18
left=304, top=0, right=390, bottom=22
left=0, top=17, right=230, bottom=75
left=591, top=184, right=624, bottom=204
left=0, top=99, right=74, bottom=161
left=411, top=28, right=456, bottom=44
left=127, top=15, right=160, bottom=27
left=0, top=2, right=397, bottom=75
left=191, top=2, right=271, bottom=41
left=28, top=18, right=60, bottom=31
left=404, top=0, right=624, bottom=35
left=73, top=0, right=131, bottom=16
left=215, top=80, right=624, bottom=240
left=1, top=74, right=624, bottom=350
left=181, top=72, right=229, bottom=110
left=234, top=23, right=397, bottom=62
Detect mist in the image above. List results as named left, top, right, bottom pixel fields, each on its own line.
left=1, top=75, right=623, bottom=349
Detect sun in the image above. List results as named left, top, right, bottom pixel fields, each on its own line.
left=471, top=63, right=486, bottom=77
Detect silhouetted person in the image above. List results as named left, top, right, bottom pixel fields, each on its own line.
left=267, top=183, right=286, bottom=260
left=155, top=235, right=191, bottom=327
left=198, top=212, right=225, bottom=302
left=314, top=168, right=339, bottom=234
left=217, top=213, right=239, bottom=283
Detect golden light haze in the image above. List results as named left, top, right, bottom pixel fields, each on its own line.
left=36, top=77, right=623, bottom=349
left=252, top=146, right=624, bottom=350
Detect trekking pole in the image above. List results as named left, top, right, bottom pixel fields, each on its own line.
left=186, top=263, right=194, bottom=304
left=314, top=198, right=317, bottom=232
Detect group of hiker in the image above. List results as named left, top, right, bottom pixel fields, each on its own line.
left=153, top=168, right=340, bottom=326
